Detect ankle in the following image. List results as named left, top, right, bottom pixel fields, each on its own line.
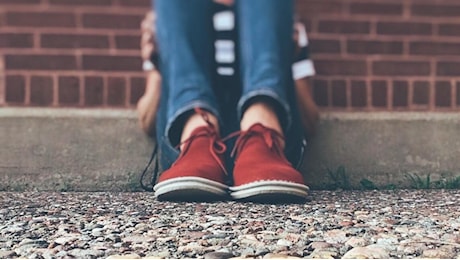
left=240, top=102, right=283, bottom=135
left=181, top=111, right=219, bottom=143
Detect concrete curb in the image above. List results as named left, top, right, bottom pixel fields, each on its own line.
left=1, top=108, right=460, bottom=191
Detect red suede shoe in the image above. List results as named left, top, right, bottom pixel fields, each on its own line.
left=230, top=123, right=309, bottom=202
left=154, top=125, right=229, bottom=202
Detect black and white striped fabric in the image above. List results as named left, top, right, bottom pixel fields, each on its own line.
left=212, top=6, right=315, bottom=80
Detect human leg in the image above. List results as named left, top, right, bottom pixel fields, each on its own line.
left=153, top=0, right=228, bottom=201
left=230, top=0, right=308, bottom=202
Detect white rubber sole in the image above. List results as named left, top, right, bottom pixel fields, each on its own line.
left=229, top=180, right=309, bottom=203
left=154, top=177, right=229, bottom=202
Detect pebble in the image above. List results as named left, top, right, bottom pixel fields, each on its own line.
left=308, top=249, right=338, bottom=259
left=342, top=245, right=390, bottom=259
left=204, top=251, right=234, bottom=259
left=309, top=241, right=332, bottom=250
left=0, top=250, right=16, bottom=258
left=54, top=235, right=78, bottom=245
left=263, top=253, right=300, bottom=259
left=106, top=253, right=141, bottom=259
left=1, top=191, right=460, bottom=259
left=345, top=237, right=367, bottom=248
left=422, top=245, right=456, bottom=259
left=276, top=239, right=293, bottom=247
left=323, top=229, right=348, bottom=244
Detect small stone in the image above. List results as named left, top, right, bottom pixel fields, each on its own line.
left=309, top=241, right=332, bottom=250
left=92, top=228, right=104, bottom=237
left=376, top=237, right=398, bottom=251
left=240, top=248, right=255, bottom=257
left=277, top=239, right=293, bottom=247
left=0, top=250, right=16, bottom=258
left=422, top=246, right=456, bottom=259
left=18, top=238, right=48, bottom=247
left=105, top=234, right=122, bottom=243
left=177, top=242, right=204, bottom=254
left=204, top=251, right=234, bottom=259
left=342, top=245, right=390, bottom=259
left=155, top=250, right=171, bottom=258
left=54, top=235, right=78, bottom=245
left=308, top=249, right=338, bottom=259
left=255, top=248, right=270, bottom=256
left=106, top=253, right=141, bottom=259
left=263, top=253, right=300, bottom=259
left=324, top=230, right=348, bottom=244
left=123, top=235, right=155, bottom=243
left=345, top=237, right=367, bottom=248
left=68, top=248, right=105, bottom=258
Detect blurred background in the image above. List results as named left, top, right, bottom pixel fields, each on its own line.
left=2, top=0, right=459, bottom=111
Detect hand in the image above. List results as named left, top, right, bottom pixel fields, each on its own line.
left=140, top=11, right=156, bottom=64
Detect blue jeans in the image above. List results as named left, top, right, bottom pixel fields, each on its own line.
left=154, top=0, right=304, bottom=174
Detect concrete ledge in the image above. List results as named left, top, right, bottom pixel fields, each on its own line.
left=1, top=108, right=153, bottom=191
left=303, top=112, right=460, bottom=189
left=1, top=108, right=460, bottom=191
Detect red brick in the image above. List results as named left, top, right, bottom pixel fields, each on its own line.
left=0, top=33, right=33, bottom=48
left=350, top=80, right=367, bottom=107
left=130, top=77, right=146, bottom=105
left=295, top=0, right=343, bottom=16
left=439, top=24, right=460, bottom=36
left=312, top=79, right=328, bottom=107
left=413, top=81, right=429, bottom=105
left=115, top=35, right=141, bottom=50
left=49, top=0, right=112, bottom=6
left=0, top=0, right=40, bottom=4
left=309, top=39, right=341, bottom=54
left=371, top=80, right=387, bottom=107
left=82, top=14, right=143, bottom=29
left=5, top=55, right=77, bottom=70
left=331, top=80, right=347, bottom=107
left=84, top=76, right=104, bottom=106
left=6, top=12, right=76, bottom=28
left=315, top=60, right=367, bottom=76
left=118, top=0, right=150, bottom=7
left=107, top=77, right=126, bottom=106
left=41, top=34, right=109, bottom=49
left=412, top=4, right=460, bottom=17
left=350, top=3, right=402, bottom=16
left=5, top=75, right=26, bottom=103
left=318, top=20, right=370, bottom=34
left=393, top=81, right=408, bottom=107
left=82, top=55, right=141, bottom=71
left=58, top=76, right=80, bottom=105
left=30, top=76, right=53, bottom=106
left=410, top=42, right=460, bottom=56
left=435, top=81, right=451, bottom=107
left=377, top=22, right=432, bottom=35
left=437, top=62, right=460, bottom=76
left=373, top=61, right=430, bottom=76
left=347, top=40, right=403, bottom=55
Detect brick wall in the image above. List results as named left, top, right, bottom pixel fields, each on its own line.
left=1, top=0, right=460, bottom=111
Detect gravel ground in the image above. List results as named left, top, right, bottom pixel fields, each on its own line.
left=1, top=190, right=459, bottom=259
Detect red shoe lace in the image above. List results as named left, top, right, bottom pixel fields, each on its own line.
left=225, top=124, right=288, bottom=164
left=174, top=108, right=228, bottom=175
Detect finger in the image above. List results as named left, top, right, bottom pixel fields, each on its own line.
left=141, top=44, right=154, bottom=61
left=141, top=32, right=153, bottom=46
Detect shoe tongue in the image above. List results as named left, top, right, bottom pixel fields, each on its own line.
left=247, top=123, right=269, bottom=133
